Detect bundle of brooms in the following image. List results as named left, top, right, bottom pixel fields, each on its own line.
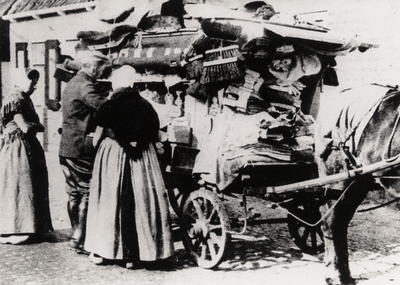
left=200, top=45, right=244, bottom=84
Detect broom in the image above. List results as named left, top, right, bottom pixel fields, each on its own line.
left=185, top=54, right=204, bottom=80
left=200, top=45, right=244, bottom=84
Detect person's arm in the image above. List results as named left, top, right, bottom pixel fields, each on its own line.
left=14, top=113, right=44, bottom=134
left=82, top=82, right=109, bottom=110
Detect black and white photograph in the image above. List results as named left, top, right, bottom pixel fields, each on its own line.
left=0, top=0, right=400, bottom=284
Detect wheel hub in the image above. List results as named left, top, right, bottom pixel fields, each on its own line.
left=189, top=219, right=209, bottom=239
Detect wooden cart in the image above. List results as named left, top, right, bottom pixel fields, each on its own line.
left=163, top=140, right=400, bottom=268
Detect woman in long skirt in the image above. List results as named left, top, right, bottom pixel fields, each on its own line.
left=0, top=68, right=53, bottom=244
left=84, top=65, right=174, bottom=267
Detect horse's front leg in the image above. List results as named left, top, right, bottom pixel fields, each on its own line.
left=321, top=199, right=353, bottom=285
left=320, top=182, right=370, bottom=285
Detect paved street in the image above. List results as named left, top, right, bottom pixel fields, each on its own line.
left=0, top=151, right=400, bottom=285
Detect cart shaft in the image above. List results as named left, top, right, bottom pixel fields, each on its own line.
left=266, top=154, right=400, bottom=194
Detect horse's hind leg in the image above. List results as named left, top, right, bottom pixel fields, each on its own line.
left=321, top=180, right=371, bottom=285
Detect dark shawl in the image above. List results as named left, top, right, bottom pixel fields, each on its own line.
left=95, top=87, right=160, bottom=159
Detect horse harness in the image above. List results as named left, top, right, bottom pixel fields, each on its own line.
left=320, top=86, right=400, bottom=212
left=323, top=86, right=400, bottom=170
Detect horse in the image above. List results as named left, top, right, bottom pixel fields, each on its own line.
left=315, top=83, right=400, bottom=285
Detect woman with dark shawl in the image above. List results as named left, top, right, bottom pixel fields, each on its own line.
left=0, top=68, right=53, bottom=244
left=84, top=65, right=174, bottom=268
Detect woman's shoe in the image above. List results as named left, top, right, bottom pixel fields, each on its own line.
left=0, top=235, right=31, bottom=245
left=89, top=253, right=104, bottom=265
left=125, top=262, right=134, bottom=269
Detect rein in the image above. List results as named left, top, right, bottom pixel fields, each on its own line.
left=270, top=181, right=356, bottom=227
left=357, top=197, right=400, bottom=213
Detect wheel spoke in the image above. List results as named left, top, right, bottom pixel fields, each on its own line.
left=209, top=224, right=223, bottom=231
left=192, top=238, right=201, bottom=251
left=210, top=232, right=224, bottom=247
left=192, top=199, right=205, bottom=220
left=207, top=238, right=217, bottom=258
left=301, top=227, right=310, bottom=244
left=175, top=191, right=182, bottom=202
left=186, top=209, right=199, bottom=222
left=200, top=243, right=207, bottom=259
left=207, top=208, right=218, bottom=223
left=311, top=230, right=317, bottom=248
left=317, top=226, right=324, bottom=240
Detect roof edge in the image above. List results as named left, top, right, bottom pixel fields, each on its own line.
left=2, top=1, right=97, bottom=21
left=0, top=0, right=18, bottom=17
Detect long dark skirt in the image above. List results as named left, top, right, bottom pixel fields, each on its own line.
left=85, top=138, right=174, bottom=261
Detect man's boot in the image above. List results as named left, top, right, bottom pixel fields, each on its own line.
left=71, top=193, right=89, bottom=254
left=67, top=197, right=80, bottom=250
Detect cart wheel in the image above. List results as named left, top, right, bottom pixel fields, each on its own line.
left=180, top=189, right=231, bottom=269
left=287, top=200, right=324, bottom=255
left=167, top=187, right=186, bottom=216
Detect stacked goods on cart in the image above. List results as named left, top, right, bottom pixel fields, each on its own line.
left=52, top=0, right=376, bottom=189
left=51, top=1, right=381, bottom=273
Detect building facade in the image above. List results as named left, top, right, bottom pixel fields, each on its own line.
left=0, top=0, right=110, bottom=152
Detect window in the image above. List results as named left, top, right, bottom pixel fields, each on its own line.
left=32, top=42, right=45, bottom=66
left=15, top=42, right=28, bottom=68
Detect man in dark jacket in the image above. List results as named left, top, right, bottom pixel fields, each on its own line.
left=59, top=51, right=109, bottom=253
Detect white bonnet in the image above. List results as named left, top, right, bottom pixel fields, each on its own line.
left=110, top=65, right=137, bottom=89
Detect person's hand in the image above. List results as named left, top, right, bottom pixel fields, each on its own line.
left=285, top=84, right=303, bottom=96
left=20, top=123, right=37, bottom=136
left=270, top=81, right=305, bottom=96
left=13, top=114, right=43, bottom=136
left=292, top=81, right=306, bottom=92
left=155, top=142, right=164, bottom=155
